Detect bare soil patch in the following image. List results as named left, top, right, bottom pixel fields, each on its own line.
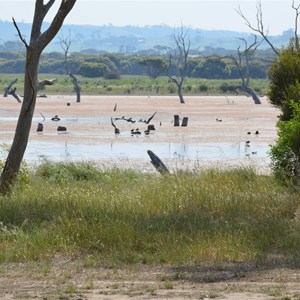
left=0, top=259, right=299, bottom=299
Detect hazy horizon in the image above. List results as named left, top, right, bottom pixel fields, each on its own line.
left=0, top=1, right=296, bottom=35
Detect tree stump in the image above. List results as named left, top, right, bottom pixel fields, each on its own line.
left=37, top=123, right=43, bottom=132
left=174, top=115, right=180, bottom=126
left=181, top=117, right=188, bottom=127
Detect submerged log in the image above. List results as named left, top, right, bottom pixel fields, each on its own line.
left=147, top=150, right=170, bottom=174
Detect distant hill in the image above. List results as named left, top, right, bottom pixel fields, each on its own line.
left=0, top=20, right=293, bottom=54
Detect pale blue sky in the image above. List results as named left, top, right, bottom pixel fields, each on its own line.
left=0, top=1, right=296, bottom=35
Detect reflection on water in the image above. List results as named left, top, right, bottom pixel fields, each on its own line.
left=16, top=140, right=270, bottom=163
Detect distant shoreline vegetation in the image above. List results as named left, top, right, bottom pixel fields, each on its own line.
left=0, top=50, right=273, bottom=81
left=0, top=74, right=269, bottom=96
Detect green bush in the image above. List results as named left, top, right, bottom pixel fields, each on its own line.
left=270, top=101, right=300, bottom=183
left=104, top=71, right=121, bottom=80
left=199, top=83, right=208, bottom=92
left=268, top=42, right=300, bottom=121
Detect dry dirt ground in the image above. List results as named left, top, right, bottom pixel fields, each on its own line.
left=1, top=94, right=279, bottom=172
left=2, top=95, right=299, bottom=299
left=0, top=259, right=300, bottom=299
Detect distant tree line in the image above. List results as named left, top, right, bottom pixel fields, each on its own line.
left=0, top=49, right=275, bottom=80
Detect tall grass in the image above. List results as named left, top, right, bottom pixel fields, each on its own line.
left=0, top=161, right=299, bottom=266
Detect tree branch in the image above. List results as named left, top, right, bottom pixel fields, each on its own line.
left=12, top=18, right=29, bottom=48
left=236, top=1, right=279, bottom=55
left=35, top=0, right=76, bottom=52
left=292, top=0, right=300, bottom=49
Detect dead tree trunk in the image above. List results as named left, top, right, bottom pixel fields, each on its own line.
left=167, top=25, right=191, bottom=104
left=69, top=73, right=80, bottom=102
left=238, top=84, right=261, bottom=104
left=3, top=78, right=18, bottom=97
left=0, top=0, right=76, bottom=195
left=229, top=36, right=262, bottom=104
left=8, top=88, right=21, bottom=103
left=147, top=150, right=170, bottom=174
left=59, top=30, right=81, bottom=102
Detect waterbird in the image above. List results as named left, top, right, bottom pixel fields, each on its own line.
left=111, top=117, right=120, bottom=135
left=51, top=115, right=60, bottom=121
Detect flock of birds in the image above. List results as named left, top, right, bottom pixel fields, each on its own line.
left=245, top=130, right=260, bottom=156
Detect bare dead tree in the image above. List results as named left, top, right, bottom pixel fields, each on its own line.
left=58, top=29, right=74, bottom=74
left=236, top=1, right=279, bottom=55
left=0, top=0, right=76, bottom=195
left=229, top=36, right=262, bottom=104
left=237, top=0, right=300, bottom=55
left=167, top=25, right=191, bottom=104
left=58, top=29, right=81, bottom=102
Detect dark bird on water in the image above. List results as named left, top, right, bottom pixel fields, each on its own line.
left=51, top=115, right=60, bottom=121
left=131, top=128, right=141, bottom=135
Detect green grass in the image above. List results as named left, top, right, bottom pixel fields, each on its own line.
left=0, top=73, right=270, bottom=96
left=0, top=161, right=299, bottom=267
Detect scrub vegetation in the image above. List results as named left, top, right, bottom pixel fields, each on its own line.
left=0, top=73, right=269, bottom=96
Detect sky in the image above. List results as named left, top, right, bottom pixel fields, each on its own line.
left=0, top=0, right=297, bottom=35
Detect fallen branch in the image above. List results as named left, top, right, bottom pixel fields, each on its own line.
left=3, top=78, right=18, bottom=97
left=8, top=87, right=21, bottom=103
